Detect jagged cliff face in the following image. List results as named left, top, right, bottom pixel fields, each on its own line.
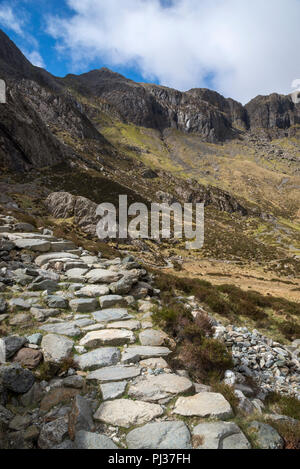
left=0, top=29, right=299, bottom=276
left=60, top=67, right=300, bottom=142
left=246, top=93, right=300, bottom=130
left=0, top=27, right=300, bottom=171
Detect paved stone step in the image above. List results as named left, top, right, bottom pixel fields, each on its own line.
left=139, top=329, right=169, bottom=346
left=128, top=373, right=194, bottom=402
left=74, top=347, right=121, bottom=371
left=92, top=308, right=132, bottom=323
left=109, top=320, right=141, bottom=331
left=121, top=346, right=172, bottom=363
left=87, top=365, right=141, bottom=382
left=80, top=329, right=135, bottom=347
left=2, top=233, right=58, bottom=241
left=41, top=334, right=74, bottom=363
left=94, top=399, right=163, bottom=428
left=192, top=422, right=251, bottom=449
left=50, top=241, right=76, bottom=252
left=35, top=252, right=80, bottom=267
left=85, top=269, right=123, bottom=284
left=126, top=421, right=192, bottom=449
left=13, top=239, right=52, bottom=252
left=173, top=392, right=233, bottom=420
left=69, top=298, right=98, bottom=313
left=74, top=285, right=110, bottom=298
left=100, top=381, right=127, bottom=400
left=66, top=269, right=89, bottom=282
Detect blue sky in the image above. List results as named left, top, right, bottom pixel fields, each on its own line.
left=0, top=0, right=300, bottom=103
left=0, top=0, right=154, bottom=84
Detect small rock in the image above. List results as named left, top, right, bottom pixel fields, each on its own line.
left=0, top=363, right=35, bottom=394
left=38, top=417, right=69, bottom=449
left=68, top=395, right=95, bottom=440
left=248, top=421, right=284, bottom=449
left=13, top=348, right=43, bottom=369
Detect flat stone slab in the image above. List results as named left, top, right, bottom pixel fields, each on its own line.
left=69, top=298, right=98, bottom=313
left=35, top=252, right=80, bottom=267
left=85, top=269, right=122, bottom=284
left=75, top=285, right=110, bottom=297
left=30, top=307, right=59, bottom=322
left=127, top=421, right=192, bottom=449
left=87, top=365, right=141, bottom=382
left=94, top=399, right=163, bottom=428
left=128, top=374, right=193, bottom=402
left=100, top=381, right=127, bottom=400
left=193, top=422, right=251, bottom=449
left=41, top=334, right=74, bottom=363
left=9, top=298, right=31, bottom=310
left=80, top=329, right=135, bottom=348
left=99, top=295, right=123, bottom=308
left=74, top=347, right=121, bottom=371
left=92, top=308, right=132, bottom=323
left=122, top=346, right=172, bottom=363
left=74, top=430, right=117, bottom=449
left=80, top=255, right=99, bottom=265
left=14, top=239, right=51, bottom=252
left=139, top=329, right=168, bottom=346
left=66, top=268, right=89, bottom=281
left=109, top=320, right=141, bottom=331
left=173, top=392, right=233, bottom=419
left=140, top=358, right=170, bottom=369
left=40, top=322, right=81, bottom=337
left=50, top=241, right=76, bottom=252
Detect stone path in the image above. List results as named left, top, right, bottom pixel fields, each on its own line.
left=0, top=214, right=299, bottom=449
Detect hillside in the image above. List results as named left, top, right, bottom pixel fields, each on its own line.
left=0, top=28, right=300, bottom=451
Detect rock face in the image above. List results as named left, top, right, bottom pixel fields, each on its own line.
left=94, top=399, right=164, bottom=428
left=245, top=93, right=300, bottom=130
left=45, top=192, right=98, bottom=234
left=126, top=421, right=192, bottom=449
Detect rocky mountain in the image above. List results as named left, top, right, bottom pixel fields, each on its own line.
left=0, top=29, right=300, bottom=451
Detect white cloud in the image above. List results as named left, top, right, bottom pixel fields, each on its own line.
left=47, top=0, right=300, bottom=103
left=0, top=3, right=24, bottom=35
left=25, top=50, right=45, bottom=68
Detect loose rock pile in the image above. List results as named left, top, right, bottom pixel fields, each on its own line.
left=0, top=214, right=299, bottom=449
left=214, top=325, right=300, bottom=399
